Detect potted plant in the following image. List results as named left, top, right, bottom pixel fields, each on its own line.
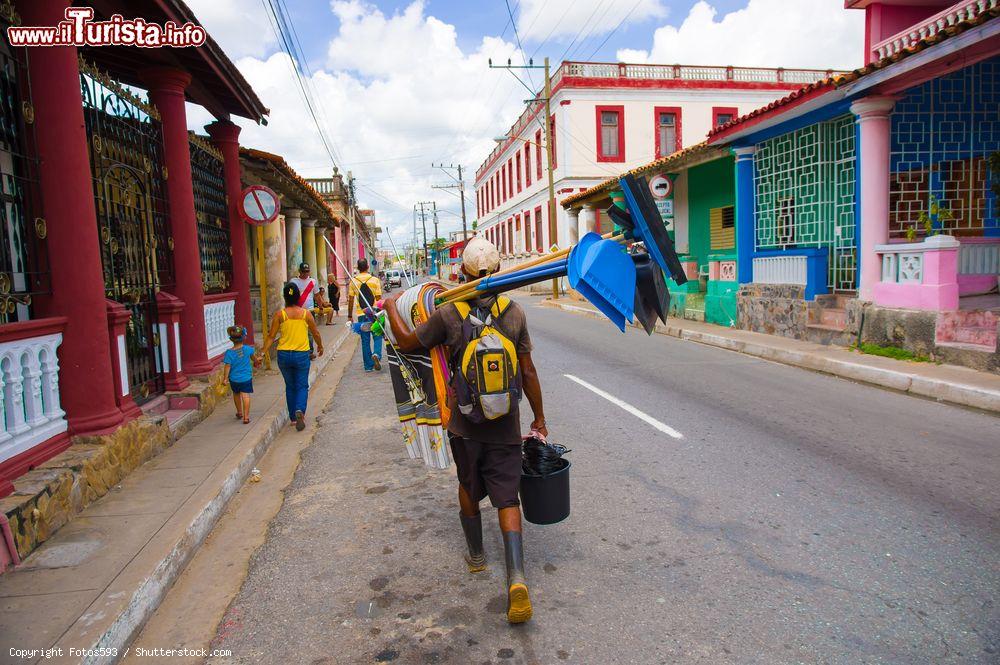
left=905, top=194, right=955, bottom=241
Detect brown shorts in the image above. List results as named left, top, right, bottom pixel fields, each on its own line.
left=449, top=434, right=522, bottom=509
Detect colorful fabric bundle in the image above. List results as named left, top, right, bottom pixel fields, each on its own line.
left=384, top=283, right=452, bottom=470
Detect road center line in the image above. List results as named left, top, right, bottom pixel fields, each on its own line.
left=563, top=374, right=684, bottom=439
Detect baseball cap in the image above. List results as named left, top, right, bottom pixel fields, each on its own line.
left=462, top=236, right=500, bottom=276
left=298, top=262, right=310, bottom=272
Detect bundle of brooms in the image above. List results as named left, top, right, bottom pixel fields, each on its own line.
left=435, top=173, right=688, bottom=335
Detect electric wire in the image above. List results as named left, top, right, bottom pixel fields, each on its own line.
left=584, top=0, right=646, bottom=61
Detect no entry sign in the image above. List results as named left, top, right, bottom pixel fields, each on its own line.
left=240, top=185, right=280, bottom=226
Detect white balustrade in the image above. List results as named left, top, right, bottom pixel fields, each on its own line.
left=872, top=0, right=997, bottom=60
left=204, top=298, right=236, bottom=359
left=0, top=332, right=67, bottom=466
left=752, top=255, right=808, bottom=285
left=876, top=235, right=960, bottom=284
left=958, top=239, right=1000, bottom=276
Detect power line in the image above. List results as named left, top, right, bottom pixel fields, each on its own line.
left=567, top=0, right=618, bottom=62
left=585, top=0, right=646, bottom=61
left=557, top=0, right=611, bottom=64
left=504, top=0, right=534, bottom=88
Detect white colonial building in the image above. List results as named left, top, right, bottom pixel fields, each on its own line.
left=474, top=61, right=837, bottom=262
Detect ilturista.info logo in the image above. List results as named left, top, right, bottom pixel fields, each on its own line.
left=7, top=7, right=207, bottom=48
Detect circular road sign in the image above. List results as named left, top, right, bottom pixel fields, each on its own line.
left=649, top=174, right=673, bottom=200
left=241, top=185, right=280, bottom=226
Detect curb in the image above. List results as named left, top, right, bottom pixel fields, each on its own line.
left=545, top=300, right=1000, bottom=414
left=66, top=326, right=354, bottom=664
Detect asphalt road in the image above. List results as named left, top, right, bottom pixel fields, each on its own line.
left=208, top=296, right=999, bottom=664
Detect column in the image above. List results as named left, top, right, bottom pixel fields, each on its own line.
left=734, top=146, right=757, bottom=284
left=566, top=208, right=580, bottom=245
left=263, top=219, right=285, bottom=327
left=314, top=224, right=328, bottom=284
left=284, top=208, right=304, bottom=276
left=851, top=96, right=897, bottom=301
left=206, top=120, right=254, bottom=343
left=581, top=204, right=596, bottom=235
left=142, top=67, right=212, bottom=375
left=21, top=0, right=123, bottom=435
left=301, top=218, right=317, bottom=271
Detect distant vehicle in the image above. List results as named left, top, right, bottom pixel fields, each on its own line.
left=386, top=269, right=402, bottom=289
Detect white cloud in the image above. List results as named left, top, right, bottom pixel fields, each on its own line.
left=517, top=0, right=668, bottom=44
left=187, top=0, right=277, bottom=59
left=617, top=0, right=865, bottom=71
left=184, top=0, right=526, bottom=246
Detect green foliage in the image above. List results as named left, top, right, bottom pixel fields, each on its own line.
left=472, top=219, right=479, bottom=231
left=856, top=342, right=930, bottom=362
left=906, top=194, right=954, bottom=241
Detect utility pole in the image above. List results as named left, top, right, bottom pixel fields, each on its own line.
left=432, top=201, right=440, bottom=278
left=416, top=201, right=433, bottom=273
left=488, top=55, right=560, bottom=298
left=431, top=163, right=468, bottom=239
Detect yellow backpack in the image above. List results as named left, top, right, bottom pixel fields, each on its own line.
left=451, top=296, right=521, bottom=422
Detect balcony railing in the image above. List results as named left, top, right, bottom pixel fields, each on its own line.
left=204, top=294, right=237, bottom=359
left=874, top=235, right=961, bottom=311
left=871, top=0, right=998, bottom=61
left=0, top=318, right=68, bottom=467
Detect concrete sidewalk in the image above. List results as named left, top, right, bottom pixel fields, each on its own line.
left=0, top=325, right=356, bottom=665
left=543, top=298, right=1000, bottom=414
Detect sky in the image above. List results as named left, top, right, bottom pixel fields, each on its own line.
left=183, top=0, right=865, bottom=248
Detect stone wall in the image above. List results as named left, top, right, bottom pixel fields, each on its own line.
left=861, top=304, right=1000, bottom=374
left=737, top=284, right=809, bottom=339
left=1, top=368, right=226, bottom=561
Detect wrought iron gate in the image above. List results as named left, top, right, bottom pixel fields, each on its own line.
left=0, top=6, right=48, bottom=324
left=80, top=58, right=172, bottom=403
left=754, top=114, right=857, bottom=291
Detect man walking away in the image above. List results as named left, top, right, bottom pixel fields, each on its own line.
left=348, top=258, right=384, bottom=372
left=289, top=262, right=318, bottom=310
left=384, top=236, right=547, bottom=624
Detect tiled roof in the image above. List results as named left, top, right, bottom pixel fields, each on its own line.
left=561, top=142, right=727, bottom=208
left=707, top=5, right=999, bottom=141
left=239, top=147, right=337, bottom=222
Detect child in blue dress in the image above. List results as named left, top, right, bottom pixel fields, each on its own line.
left=223, top=325, right=256, bottom=424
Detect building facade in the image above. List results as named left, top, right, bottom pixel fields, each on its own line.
left=474, top=62, right=838, bottom=265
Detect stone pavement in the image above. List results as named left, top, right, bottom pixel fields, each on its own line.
left=544, top=298, right=1000, bottom=413
left=0, top=325, right=354, bottom=665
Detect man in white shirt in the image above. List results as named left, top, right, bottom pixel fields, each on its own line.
left=289, top=262, right=318, bottom=310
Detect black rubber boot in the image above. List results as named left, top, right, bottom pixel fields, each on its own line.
left=502, top=530, right=532, bottom=623
left=460, top=513, right=487, bottom=573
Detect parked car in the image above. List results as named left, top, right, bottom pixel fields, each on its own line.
left=386, top=269, right=402, bottom=289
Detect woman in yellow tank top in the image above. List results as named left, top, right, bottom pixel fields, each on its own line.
left=265, top=282, right=324, bottom=430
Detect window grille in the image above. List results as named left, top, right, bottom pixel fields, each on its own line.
left=754, top=114, right=856, bottom=290
left=0, top=9, right=48, bottom=324
left=189, top=133, right=232, bottom=293
left=889, top=57, right=999, bottom=239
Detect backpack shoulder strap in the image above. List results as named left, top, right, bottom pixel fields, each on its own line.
left=453, top=301, right=471, bottom=320
left=280, top=309, right=287, bottom=322
left=490, top=296, right=512, bottom=319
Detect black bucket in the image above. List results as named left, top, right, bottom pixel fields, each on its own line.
left=519, top=459, right=571, bottom=525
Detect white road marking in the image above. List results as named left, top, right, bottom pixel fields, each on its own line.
left=564, top=374, right=684, bottom=439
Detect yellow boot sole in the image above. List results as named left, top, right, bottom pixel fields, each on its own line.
left=466, top=558, right=487, bottom=573
left=506, top=582, right=532, bottom=623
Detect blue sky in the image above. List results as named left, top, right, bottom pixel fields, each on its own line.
left=276, top=0, right=750, bottom=72
left=187, top=0, right=862, bottom=241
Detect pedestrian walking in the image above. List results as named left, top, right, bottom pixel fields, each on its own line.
left=265, top=282, right=324, bottom=431
left=348, top=258, right=384, bottom=372
left=325, top=273, right=341, bottom=325
left=384, top=236, right=547, bottom=624
left=222, top=325, right=256, bottom=424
